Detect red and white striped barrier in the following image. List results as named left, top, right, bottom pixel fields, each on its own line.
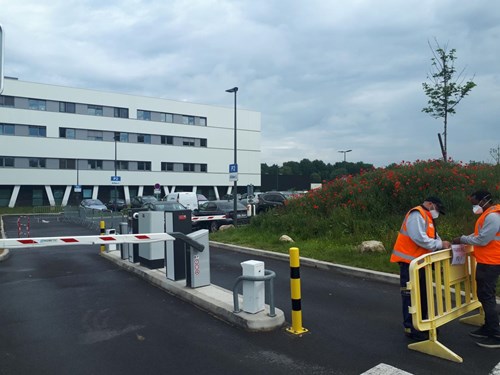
left=0, top=233, right=173, bottom=249
left=192, top=215, right=226, bottom=222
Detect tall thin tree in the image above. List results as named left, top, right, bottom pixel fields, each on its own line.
left=422, top=39, right=476, bottom=162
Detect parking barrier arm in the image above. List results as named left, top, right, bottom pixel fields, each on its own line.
left=167, top=232, right=205, bottom=252
left=232, top=269, right=276, bottom=317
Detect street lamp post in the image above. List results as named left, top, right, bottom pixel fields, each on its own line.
left=226, top=87, right=238, bottom=226
left=338, top=149, right=352, bottom=163
left=114, top=133, right=119, bottom=211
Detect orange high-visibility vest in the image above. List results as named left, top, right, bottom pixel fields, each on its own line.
left=390, top=206, right=436, bottom=264
left=472, top=204, right=500, bottom=265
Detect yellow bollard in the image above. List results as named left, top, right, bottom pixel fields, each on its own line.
left=100, top=220, right=105, bottom=253
left=286, top=247, right=309, bottom=335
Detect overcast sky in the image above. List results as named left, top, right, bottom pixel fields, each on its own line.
left=1, top=0, right=499, bottom=167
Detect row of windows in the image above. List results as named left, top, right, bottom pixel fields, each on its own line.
left=0, top=156, right=208, bottom=172
left=60, top=127, right=207, bottom=147
left=0, top=122, right=207, bottom=147
left=0, top=94, right=207, bottom=126
left=0, top=123, right=46, bottom=137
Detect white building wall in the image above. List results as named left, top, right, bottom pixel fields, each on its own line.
left=0, top=78, right=261, bottom=206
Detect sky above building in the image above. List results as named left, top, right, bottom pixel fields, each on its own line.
left=1, top=0, right=499, bottom=167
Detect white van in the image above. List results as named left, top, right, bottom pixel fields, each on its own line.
left=164, top=192, right=200, bottom=211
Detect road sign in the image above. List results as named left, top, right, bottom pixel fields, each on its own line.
left=0, top=24, right=4, bottom=94
left=229, top=164, right=238, bottom=173
left=229, top=172, right=238, bottom=182
left=73, top=185, right=82, bottom=193
left=111, top=176, right=121, bottom=184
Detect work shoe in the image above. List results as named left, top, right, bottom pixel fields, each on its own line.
left=406, top=330, right=428, bottom=342
left=476, top=336, right=500, bottom=349
left=469, top=326, right=491, bottom=339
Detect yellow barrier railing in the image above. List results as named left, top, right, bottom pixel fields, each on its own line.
left=407, top=245, right=484, bottom=363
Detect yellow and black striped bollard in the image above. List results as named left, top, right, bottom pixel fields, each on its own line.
left=286, top=247, right=308, bottom=335
left=100, top=220, right=105, bottom=253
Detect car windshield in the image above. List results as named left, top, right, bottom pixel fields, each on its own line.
left=150, top=202, right=186, bottom=210
left=217, top=201, right=246, bottom=210
left=85, top=200, right=103, bottom=205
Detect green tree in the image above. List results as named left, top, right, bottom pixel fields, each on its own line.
left=422, top=39, right=476, bottom=162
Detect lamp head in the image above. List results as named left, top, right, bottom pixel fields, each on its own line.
left=226, top=87, right=238, bottom=93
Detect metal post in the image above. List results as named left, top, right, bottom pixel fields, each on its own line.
left=286, top=247, right=308, bottom=335
left=226, top=87, right=238, bottom=226
left=114, top=134, right=118, bottom=211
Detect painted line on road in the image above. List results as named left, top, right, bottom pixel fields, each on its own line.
left=361, top=363, right=413, bottom=375
left=491, top=361, right=500, bottom=375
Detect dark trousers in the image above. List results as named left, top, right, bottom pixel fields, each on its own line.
left=399, top=262, right=428, bottom=332
left=476, top=263, right=500, bottom=336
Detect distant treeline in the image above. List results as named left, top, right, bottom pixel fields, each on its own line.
left=261, top=159, right=374, bottom=183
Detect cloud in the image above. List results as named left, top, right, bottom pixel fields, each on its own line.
left=1, top=0, right=498, bottom=167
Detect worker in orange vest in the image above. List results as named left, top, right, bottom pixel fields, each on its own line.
left=391, top=197, right=451, bottom=341
left=453, top=190, right=500, bottom=349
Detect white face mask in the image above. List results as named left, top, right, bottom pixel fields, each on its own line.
left=472, top=205, right=483, bottom=215
left=430, top=209, right=439, bottom=219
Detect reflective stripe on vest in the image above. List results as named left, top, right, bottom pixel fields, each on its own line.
left=390, top=206, right=435, bottom=264
left=473, top=205, right=500, bottom=265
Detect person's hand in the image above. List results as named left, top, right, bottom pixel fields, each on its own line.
left=441, top=240, right=451, bottom=249
left=452, top=237, right=462, bottom=244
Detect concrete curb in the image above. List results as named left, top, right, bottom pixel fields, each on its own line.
left=210, top=241, right=400, bottom=285
left=100, top=251, right=285, bottom=332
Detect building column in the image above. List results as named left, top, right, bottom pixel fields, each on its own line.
left=45, top=186, right=55, bottom=206
left=9, top=185, right=20, bottom=208
left=92, top=186, right=99, bottom=199
left=62, top=186, right=72, bottom=206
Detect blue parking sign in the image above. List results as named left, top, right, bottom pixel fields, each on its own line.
left=229, top=164, right=238, bottom=173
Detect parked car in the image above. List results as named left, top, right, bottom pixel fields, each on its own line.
left=142, top=201, right=188, bottom=211
left=130, top=195, right=158, bottom=208
left=163, top=192, right=207, bottom=211
left=193, top=200, right=249, bottom=232
left=80, top=199, right=108, bottom=211
left=255, top=192, right=287, bottom=214
left=106, top=198, right=127, bottom=211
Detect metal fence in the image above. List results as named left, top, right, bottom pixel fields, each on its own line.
left=61, top=206, right=128, bottom=232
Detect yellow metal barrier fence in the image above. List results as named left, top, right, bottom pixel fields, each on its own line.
left=407, top=245, right=484, bottom=363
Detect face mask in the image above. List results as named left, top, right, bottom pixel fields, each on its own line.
left=430, top=209, right=439, bottom=219
left=472, top=205, right=483, bottom=215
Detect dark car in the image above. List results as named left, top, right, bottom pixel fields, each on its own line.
left=255, top=192, right=287, bottom=214
left=106, top=198, right=127, bottom=211
left=193, top=200, right=249, bottom=232
left=130, top=195, right=158, bottom=208
left=80, top=199, right=108, bottom=211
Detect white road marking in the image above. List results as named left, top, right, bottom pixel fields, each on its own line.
left=361, top=363, right=413, bottom=375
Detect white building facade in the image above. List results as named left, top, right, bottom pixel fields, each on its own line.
left=0, top=78, right=261, bottom=207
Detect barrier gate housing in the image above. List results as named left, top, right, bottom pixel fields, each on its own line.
left=407, top=245, right=484, bottom=363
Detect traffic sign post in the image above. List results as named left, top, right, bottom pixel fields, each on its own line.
left=111, top=176, right=121, bottom=185
left=229, top=163, right=238, bottom=182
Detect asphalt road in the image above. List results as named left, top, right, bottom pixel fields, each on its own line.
left=1, top=215, right=499, bottom=375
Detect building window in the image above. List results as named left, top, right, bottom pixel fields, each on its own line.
left=59, top=128, right=76, bottom=139
left=118, top=161, right=129, bottom=170
left=161, top=162, right=174, bottom=171
left=182, top=138, right=195, bottom=146
left=160, top=113, right=173, bottom=123
left=200, top=139, right=207, bottom=147
left=183, top=163, right=195, bottom=172
left=87, top=130, right=103, bottom=141
left=137, top=110, right=151, bottom=120
left=138, top=161, right=151, bottom=171
left=182, top=115, right=195, bottom=125
left=137, top=134, right=151, bottom=144
left=29, top=99, right=46, bottom=111
left=29, top=126, right=47, bottom=137
left=116, top=132, right=128, bottom=142
left=88, top=105, right=103, bottom=116
left=59, top=159, right=76, bottom=169
left=59, top=102, right=76, bottom=113
left=161, top=135, right=173, bottom=145
left=114, top=107, right=129, bottom=118
left=200, top=164, right=207, bottom=172
left=199, top=117, right=207, bottom=126
left=0, top=157, right=15, bottom=167
left=0, top=95, right=15, bottom=107
left=29, top=158, right=46, bottom=168
left=0, top=123, right=15, bottom=135
left=88, top=160, right=103, bottom=170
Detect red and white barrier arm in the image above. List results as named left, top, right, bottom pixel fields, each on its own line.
left=0, top=233, right=173, bottom=249
left=192, top=215, right=226, bottom=223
